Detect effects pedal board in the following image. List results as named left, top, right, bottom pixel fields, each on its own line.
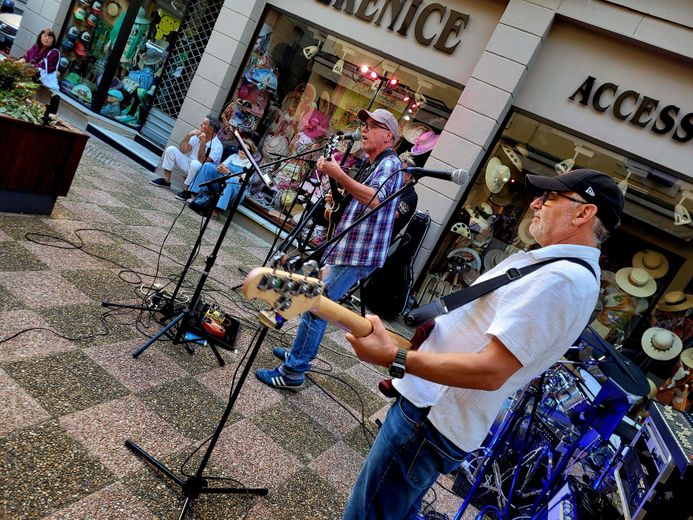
left=188, top=302, right=240, bottom=352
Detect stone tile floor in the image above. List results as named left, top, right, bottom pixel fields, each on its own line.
left=0, top=137, right=475, bottom=519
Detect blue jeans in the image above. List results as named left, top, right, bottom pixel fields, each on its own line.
left=189, top=162, right=245, bottom=211
left=281, top=264, right=374, bottom=376
left=343, top=396, right=468, bottom=520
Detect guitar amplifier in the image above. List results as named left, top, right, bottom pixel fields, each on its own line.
left=613, top=401, right=693, bottom=520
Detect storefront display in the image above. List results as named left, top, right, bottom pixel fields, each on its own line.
left=57, top=0, right=182, bottom=128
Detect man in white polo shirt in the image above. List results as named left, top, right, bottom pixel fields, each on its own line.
left=341, top=169, right=625, bottom=520
left=150, top=115, right=223, bottom=193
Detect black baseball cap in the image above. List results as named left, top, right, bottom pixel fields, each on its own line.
left=526, top=169, right=624, bottom=232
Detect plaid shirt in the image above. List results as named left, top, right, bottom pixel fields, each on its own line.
left=325, top=150, right=403, bottom=268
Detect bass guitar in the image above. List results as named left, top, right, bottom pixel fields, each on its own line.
left=321, top=135, right=351, bottom=240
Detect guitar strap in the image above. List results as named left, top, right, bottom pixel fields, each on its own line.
left=404, top=257, right=596, bottom=327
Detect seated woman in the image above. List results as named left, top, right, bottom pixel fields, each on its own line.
left=187, top=139, right=256, bottom=216
left=18, top=28, right=59, bottom=75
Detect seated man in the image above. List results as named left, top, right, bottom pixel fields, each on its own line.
left=150, top=115, right=223, bottom=191
left=186, top=139, right=257, bottom=216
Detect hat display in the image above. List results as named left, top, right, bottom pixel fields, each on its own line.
left=91, top=1, right=102, bottom=14
left=681, top=348, right=693, bottom=369
left=615, top=267, right=656, bottom=297
left=107, top=89, right=123, bottom=102
left=490, top=185, right=513, bottom=206
left=517, top=217, right=536, bottom=246
left=262, top=135, right=289, bottom=158
left=79, top=31, right=92, bottom=44
left=411, top=130, right=440, bottom=155
left=62, top=39, right=75, bottom=51
left=500, top=143, right=523, bottom=172
left=141, top=46, right=165, bottom=66
left=357, top=108, right=399, bottom=141
left=73, top=6, right=87, bottom=21
left=300, top=109, right=329, bottom=139
left=67, top=25, right=80, bottom=40
left=655, top=290, right=693, bottom=312
left=58, top=56, right=69, bottom=70
left=484, top=249, right=509, bottom=271
left=485, top=157, right=511, bottom=194
left=632, top=250, right=669, bottom=279
left=86, top=13, right=98, bottom=26
left=525, top=169, right=625, bottom=232
left=641, top=327, right=683, bottom=361
left=71, top=84, right=92, bottom=103
left=74, top=40, right=88, bottom=57
left=402, top=122, right=432, bottom=144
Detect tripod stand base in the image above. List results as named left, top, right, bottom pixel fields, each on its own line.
left=125, top=440, right=268, bottom=518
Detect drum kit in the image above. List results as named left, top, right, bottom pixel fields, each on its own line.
left=453, top=326, right=649, bottom=519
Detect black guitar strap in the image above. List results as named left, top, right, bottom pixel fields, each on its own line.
left=404, top=257, right=596, bottom=327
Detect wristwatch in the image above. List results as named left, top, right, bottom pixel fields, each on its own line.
left=388, top=349, right=408, bottom=378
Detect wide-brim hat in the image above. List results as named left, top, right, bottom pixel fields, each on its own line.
left=681, top=348, right=693, bottom=369
left=485, top=157, right=511, bottom=194
left=262, top=134, right=289, bottom=157
left=656, top=290, right=693, bottom=312
left=633, top=250, right=669, bottom=279
left=517, top=217, right=536, bottom=246
left=484, top=249, right=508, bottom=271
left=402, top=122, right=432, bottom=144
left=641, top=327, right=683, bottom=361
left=300, top=109, right=328, bottom=139
left=615, top=267, right=656, bottom=297
left=411, top=130, right=439, bottom=155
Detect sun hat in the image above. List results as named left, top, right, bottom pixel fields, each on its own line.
left=655, top=290, right=693, bottom=312
left=615, top=267, right=656, bottom=297
left=632, top=250, right=669, bottom=279
left=525, top=169, right=625, bottom=232
left=641, top=327, right=683, bottom=361
left=262, top=135, right=289, bottom=158
left=681, top=348, right=693, bottom=369
left=300, top=109, right=329, bottom=139
left=357, top=108, right=399, bottom=142
left=517, top=217, right=536, bottom=246
left=402, top=122, right=432, bottom=144
left=485, top=157, right=511, bottom=193
left=411, top=130, right=439, bottom=155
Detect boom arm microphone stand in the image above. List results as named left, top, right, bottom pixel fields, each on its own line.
left=125, top=135, right=275, bottom=519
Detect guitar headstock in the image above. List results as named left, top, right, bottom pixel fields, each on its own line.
left=243, top=267, right=324, bottom=320
left=324, top=134, right=340, bottom=161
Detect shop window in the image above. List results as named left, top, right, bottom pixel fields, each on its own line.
left=217, top=8, right=461, bottom=246
left=418, top=111, right=692, bottom=382
left=57, top=0, right=184, bottom=128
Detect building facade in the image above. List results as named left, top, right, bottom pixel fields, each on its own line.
left=13, top=0, right=692, bottom=373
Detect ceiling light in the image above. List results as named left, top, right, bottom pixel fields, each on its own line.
left=302, top=45, right=320, bottom=60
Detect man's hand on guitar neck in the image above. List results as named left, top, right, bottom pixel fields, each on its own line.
left=317, top=155, right=346, bottom=183
left=346, top=315, right=399, bottom=368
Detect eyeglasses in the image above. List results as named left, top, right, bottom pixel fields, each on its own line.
left=540, top=191, right=587, bottom=206
left=363, top=121, right=389, bottom=132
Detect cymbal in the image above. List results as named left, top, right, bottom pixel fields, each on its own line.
left=578, top=326, right=650, bottom=397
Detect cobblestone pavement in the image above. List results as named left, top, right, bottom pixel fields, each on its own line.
left=0, top=136, right=473, bottom=519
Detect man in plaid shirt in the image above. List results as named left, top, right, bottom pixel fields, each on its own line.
left=256, top=108, right=404, bottom=390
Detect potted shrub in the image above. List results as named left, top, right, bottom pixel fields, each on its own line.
left=0, top=58, right=88, bottom=214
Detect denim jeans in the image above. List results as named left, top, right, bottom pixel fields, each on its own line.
left=189, top=162, right=245, bottom=211
left=343, top=396, right=468, bottom=520
left=281, top=264, right=374, bottom=376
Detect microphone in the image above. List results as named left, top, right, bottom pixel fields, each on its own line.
left=337, top=129, right=361, bottom=142
left=405, top=167, right=469, bottom=185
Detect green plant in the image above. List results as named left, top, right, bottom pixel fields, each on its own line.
left=0, top=59, right=47, bottom=125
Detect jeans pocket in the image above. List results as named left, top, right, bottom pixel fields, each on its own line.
left=407, top=438, right=467, bottom=489
left=397, top=397, right=428, bottom=428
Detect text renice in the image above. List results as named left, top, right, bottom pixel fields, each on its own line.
left=569, top=76, right=692, bottom=143
left=316, top=0, right=470, bottom=55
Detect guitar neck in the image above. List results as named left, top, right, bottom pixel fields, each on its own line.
left=311, top=295, right=412, bottom=351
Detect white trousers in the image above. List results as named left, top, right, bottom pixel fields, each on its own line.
left=162, top=146, right=203, bottom=186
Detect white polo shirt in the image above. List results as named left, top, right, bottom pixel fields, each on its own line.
left=189, top=135, right=224, bottom=165
left=393, top=244, right=601, bottom=452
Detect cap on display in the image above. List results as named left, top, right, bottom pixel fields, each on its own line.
left=79, top=30, right=92, bottom=44
left=67, top=25, right=80, bottom=40
left=91, top=1, right=102, bottom=14
left=73, top=6, right=87, bottom=21
left=62, top=39, right=75, bottom=51
left=74, top=40, right=88, bottom=56
left=86, top=13, right=98, bottom=26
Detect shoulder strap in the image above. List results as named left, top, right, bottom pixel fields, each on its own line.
left=404, top=257, right=596, bottom=326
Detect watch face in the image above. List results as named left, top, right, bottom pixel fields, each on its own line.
left=389, top=363, right=405, bottom=379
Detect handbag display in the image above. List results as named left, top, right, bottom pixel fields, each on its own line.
left=39, top=49, right=60, bottom=92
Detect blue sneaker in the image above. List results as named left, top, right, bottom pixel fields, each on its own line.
left=150, top=177, right=171, bottom=187
left=272, top=347, right=314, bottom=369
left=255, top=367, right=304, bottom=390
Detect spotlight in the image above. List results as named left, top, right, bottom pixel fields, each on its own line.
left=369, top=70, right=379, bottom=80
left=403, top=95, right=410, bottom=102
left=360, top=65, right=369, bottom=73
left=389, top=77, right=398, bottom=86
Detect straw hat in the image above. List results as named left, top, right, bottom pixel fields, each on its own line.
left=655, top=291, right=693, bottom=312
left=402, top=122, right=432, bottom=144
left=641, top=327, right=683, bottom=361
left=680, top=348, right=693, bottom=369
left=484, top=249, right=509, bottom=271
left=485, top=157, right=511, bottom=193
left=647, top=379, right=658, bottom=398
left=262, top=135, right=289, bottom=158
left=411, top=131, right=439, bottom=155
left=632, top=250, right=669, bottom=279
left=517, top=218, right=536, bottom=245
left=615, top=267, right=656, bottom=298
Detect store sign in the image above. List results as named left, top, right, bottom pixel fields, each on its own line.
left=315, top=0, right=470, bottom=55
left=569, top=76, right=693, bottom=143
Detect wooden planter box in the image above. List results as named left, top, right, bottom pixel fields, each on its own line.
left=0, top=114, right=89, bottom=215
